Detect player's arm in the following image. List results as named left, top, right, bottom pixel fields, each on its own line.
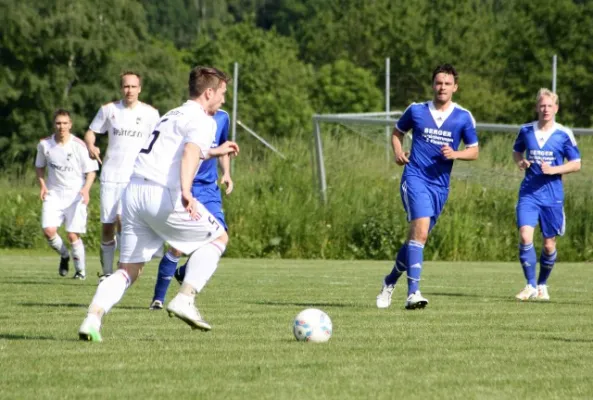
left=541, top=160, right=581, bottom=175
left=35, top=167, right=48, bottom=200
left=442, top=145, right=479, bottom=161
left=513, top=151, right=531, bottom=170
left=391, top=128, right=409, bottom=166
left=84, top=129, right=102, bottom=164
left=79, top=171, right=96, bottom=205
left=218, top=153, right=233, bottom=194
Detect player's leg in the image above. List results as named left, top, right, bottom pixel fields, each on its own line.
left=41, top=195, right=70, bottom=276
left=175, top=189, right=227, bottom=283
left=536, top=206, right=564, bottom=300
left=99, top=182, right=125, bottom=281
left=150, top=247, right=183, bottom=310
left=404, top=217, right=430, bottom=309
left=160, top=197, right=227, bottom=331
left=515, top=200, right=539, bottom=300
left=64, top=197, right=89, bottom=280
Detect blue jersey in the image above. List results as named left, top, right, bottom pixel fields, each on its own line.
left=513, top=122, right=580, bottom=205
left=193, top=110, right=230, bottom=185
left=396, top=101, right=478, bottom=188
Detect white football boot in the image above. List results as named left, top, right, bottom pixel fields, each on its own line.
left=78, top=314, right=103, bottom=342
left=405, top=290, right=428, bottom=310
left=167, top=294, right=211, bottom=331
left=376, top=281, right=395, bottom=309
left=515, top=285, right=538, bottom=301
left=536, top=284, right=550, bottom=301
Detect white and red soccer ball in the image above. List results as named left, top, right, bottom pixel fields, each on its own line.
left=292, top=308, right=332, bottom=343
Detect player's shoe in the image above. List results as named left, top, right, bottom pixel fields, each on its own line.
left=97, top=273, right=111, bottom=284
left=78, top=315, right=102, bottom=342
left=405, top=291, right=429, bottom=310
left=166, top=294, right=211, bottom=331
left=58, top=257, right=70, bottom=277
left=73, top=271, right=86, bottom=280
left=536, top=284, right=550, bottom=301
left=515, top=285, right=538, bottom=301
left=376, top=280, right=395, bottom=309
left=149, top=300, right=164, bottom=310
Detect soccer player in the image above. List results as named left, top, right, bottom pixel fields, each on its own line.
left=78, top=66, right=239, bottom=342
left=376, top=64, right=479, bottom=310
left=513, top=88, right=580, bottom=301
left=84, top=71, right=160, bottom=281
left=35, top=109, right=99, bottom=279
left=149, top=109, right=233, bottom=310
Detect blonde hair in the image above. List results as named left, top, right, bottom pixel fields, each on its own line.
left=536, top=88, right=559, bottom=105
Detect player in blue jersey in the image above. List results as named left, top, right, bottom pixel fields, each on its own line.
left=376, top=64, right=479, bottom=310
left=149, top=109, right=233, bottom=310
left=513, top=89, right=580, bottom=301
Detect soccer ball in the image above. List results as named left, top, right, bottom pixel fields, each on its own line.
left=292, top=308, right=332, bottom=343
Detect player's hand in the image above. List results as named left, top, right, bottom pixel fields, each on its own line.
left=210, top=141, right=240, bottom=158
left=394, top=151, right=410, bottom=166
left=181, top=191, right=201, bottom=220
left=517, top=159, right=531, bottom=170
left=79, top=188, right=90, bottom=205
left=540, top=161, right=555, bottom=175
left=40, top=186, right=48, bottom=201
left=441, top=145, right=457, bottom=160
left=220, top=173, right=234, bottom=195
left=87, top=145, right=102, bottom=165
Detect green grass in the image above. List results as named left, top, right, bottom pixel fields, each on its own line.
left=1, top=253, right=592, bottom=399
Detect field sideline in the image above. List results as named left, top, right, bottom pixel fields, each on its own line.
left=1, top=252, right=592, bottom=399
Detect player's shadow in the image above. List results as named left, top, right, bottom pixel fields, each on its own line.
left=545, top=336, right=593, bottom=344
left=428, top=292, right=483, bottom=298
left=19, top=302, right=146, bottom=310
left=252, top=300, right=351, bottom=308
left=0, top=280, right=79, bottom=286
left=0, top=333, right=77, bottom=342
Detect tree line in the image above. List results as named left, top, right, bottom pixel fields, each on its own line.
left=2, top=0, right=593, bottom=171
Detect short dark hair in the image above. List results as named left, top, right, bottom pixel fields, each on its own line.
left=120, top=71, right=142, bottom=87
left=431, top=64, right=458, bottom=83
left=188, top=66, right=230, bottom=98
left=53, top=108, right=71, bottom=121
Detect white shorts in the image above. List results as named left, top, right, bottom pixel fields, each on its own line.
left=41, top=190, right=88, bottom=233
left=100, top=181, right=128, bottom=223
left=119, top=178, right=224, bottom=263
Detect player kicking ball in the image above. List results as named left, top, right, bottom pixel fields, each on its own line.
left=376, top=64, right=479, bottom=310
left=513, top=88, right=580, bottom=301
left=78, top=66, right=238, bottom=342
left=35, top=109, right=99, bottom=280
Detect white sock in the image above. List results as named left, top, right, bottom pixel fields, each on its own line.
left=71, top=239, right=86, bottom=273
left=184, top=241, right=226, bottom=293
left=48, top=235, right=70, bottom=259
left=89, top=269, right=130, bottom=314
left=100, top=240, right=116, bottom=275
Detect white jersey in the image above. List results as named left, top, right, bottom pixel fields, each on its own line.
left=35, top=134, right=99, bottom=192
left=89, top=100, right=160, bottom=183
left=132, top=100, right=216, bottom=189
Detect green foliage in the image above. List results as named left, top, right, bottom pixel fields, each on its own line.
left=190, top=21, right=314, bottom=137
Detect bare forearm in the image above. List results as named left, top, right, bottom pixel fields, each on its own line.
left=391, top=129, right=404, bottom=156
left=181, top=143, right=202, bottom=194
left=219, top=154, right=230, bottom=176
left=454, top=146, right=479, bottom=161
left=513, top=152, right=525, bottom=164
left=82, top=172, right=96, bottom=191
left=36, top=168, right=47, bottom=188
left=84, top=130, right=96, bottom=147
left=549, top=160, right=581, bottom=175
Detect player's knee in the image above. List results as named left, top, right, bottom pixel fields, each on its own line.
left=102, top=223, right=116, bottom=239
left=543, top=239, right=556, bottom=254
left=42, top=227, right=57, bottom=239
left=168, top=247, right=183, bottom=258
left=118, top=263, right=144, bottom=283
left=67, top=232, right=80, bottom=243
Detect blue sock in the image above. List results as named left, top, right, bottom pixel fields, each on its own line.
left=385, top=243, right=408, bottom=286
left=538, top=249, right=557, bottom=285
left=152, top=251, right=179, bottom=303
left=176, top=264, right=187, bottom=282
left=519, top=243, right=537, bottom=288
left=406, top=240, right=424, bottom=296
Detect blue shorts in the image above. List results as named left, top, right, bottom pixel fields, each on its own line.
left=516, top=199, right=564, bottom=238
left=192, top=183, right=227, bottom=231
left=400, top=178, right=449, bottom=231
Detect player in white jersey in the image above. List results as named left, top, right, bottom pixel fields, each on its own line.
left=84, top=71, right=160, bottom=281
left=79, top=66, right=239, bottom=342
left=35, top=109, right=99, bottom=279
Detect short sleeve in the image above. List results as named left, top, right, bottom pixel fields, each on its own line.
left=513, top=128, right=526, bottom=153
left=218, top=113, right=230, bottom=144
left=395, top=104, right=414, bottom=133
left=89, top=106, right=110, bottom=134
left=76, top=142, right=99, bottom=173
left=563, top=130, right=580, bottom=162
left=182, top=117, right=216, bottom=159
left=35, top=142, right=46, bottom=168
left=461, top=114, right=478, bottom=147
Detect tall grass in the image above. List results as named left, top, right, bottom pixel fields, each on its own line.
left=1, top=129, right=592, bottom=261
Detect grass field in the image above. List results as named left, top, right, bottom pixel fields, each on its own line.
left=1, top=252, right=592, bottom=399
